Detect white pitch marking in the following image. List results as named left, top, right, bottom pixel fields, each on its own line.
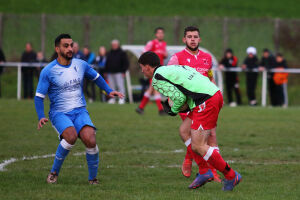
left=0, top=152, right=84, bottom=172
left=1, top=149, right=300, bottom=172
left=0, top=158, right=17, bottom=171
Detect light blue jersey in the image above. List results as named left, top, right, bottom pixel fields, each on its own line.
left=36, top=58, right=101, bottom=114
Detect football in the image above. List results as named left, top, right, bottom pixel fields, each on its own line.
left=168, top=98, right=189, bottom=112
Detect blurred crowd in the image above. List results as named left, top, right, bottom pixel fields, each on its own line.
left=0, top=32, right=288, bottom=107
left=0, top=40, right=129, bottom=104
left=219, top=47, right=288, bottom=107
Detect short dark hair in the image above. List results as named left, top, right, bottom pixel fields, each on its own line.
left=276, top=53, right=283, bottom=57
left=138, top=51, right=160, bottom=68
left=184, top=26, right=200, bottom=37
left=55, top=34, right=72, bottom=47
left=154, top=27, right=164, bottom=33
left=263, top=48, right=270, bottom=53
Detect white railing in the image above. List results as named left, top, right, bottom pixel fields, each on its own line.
left=1, top=62, right=300, bottom=106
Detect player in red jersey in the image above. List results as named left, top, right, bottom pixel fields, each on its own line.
left=168, top=26, right=220, bottom=182
left=136, top=27, right=167, bottom=115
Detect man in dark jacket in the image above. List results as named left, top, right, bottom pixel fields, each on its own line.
left=242, top=46, right=259, bottom=106
left=105, top=39, right=129, bottom=104
left=0, top=48, right=6, bottom=97
left=219, top=48, right=242, bottom=106
left=21, top=42, right=37, bottom=99
left=259, top=48, right=277, bottom=106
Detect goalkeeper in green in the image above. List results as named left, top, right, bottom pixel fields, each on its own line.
left=138, top=51, right=242, bottom=191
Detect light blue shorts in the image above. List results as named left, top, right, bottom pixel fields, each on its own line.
left=49, top=107, right=95, bottom=139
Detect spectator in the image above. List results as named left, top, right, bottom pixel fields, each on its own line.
left=105, top=39, right=128, bottom=104
left=21, top=42, right=37, bottom=99
left=219, top=48, right=242, bottom=106
left=95, top=46, right=107, bottom=102
left=37, top=51, right=47, bottom=63
left=0, top=48, right=6, bottom=98
left=259, top=48, right=277, bottom=106
left=242, top=46, right=259, bottom=106
left=36, top=51, right=47, bottom=78
left=83, top=46, right=96, bottom=102
left=273, top=53, right=288, bottom=107
left=73, top=42, right=84, bottom=59
left=95, top=46, right=107, bottom=76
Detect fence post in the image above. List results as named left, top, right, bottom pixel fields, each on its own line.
left=174, top=16, right=181, bottom=45
left=0, top=13, right=3, bottom=48
left=17, top=64, right=22, bottom=100
left=274, top=18, right=280, bottom=53
left=216, top=69, right=223, bottom=93
left=127, top=16, right=134, bottom=44
left=41, top=13, right=46, bottom=55
left=222, top=17, right=229, bottom=51
left=261, top=70, right=267, bottom=107
left=125, top=70, right=133, bottom=103
left=83, top=16, right=90, bottom=47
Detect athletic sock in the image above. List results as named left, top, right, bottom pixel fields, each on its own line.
left=184, top=139, right=193, bottom=160
left=51, top=139, right=73, bottom=175
left=86, top=145, right=99, bottom=180
left=203, top=147, right=235, bottom=180
left=187, top=144, right=210, bottom=174
left=139, top=93, right=150, bottom=109
left=154, top=95, right=163, bottom=111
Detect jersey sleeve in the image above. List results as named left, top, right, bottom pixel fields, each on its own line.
left=152, top=75, right=186, bottom=114
left=35, top=68, right=50, bottom=98
left=84, top=61, right=113, bottom=94
left=84, top=62, right=99, bottom=80
left=143, top=41, right=153, bottom=52
left=167, top=54, right=179, bottom=65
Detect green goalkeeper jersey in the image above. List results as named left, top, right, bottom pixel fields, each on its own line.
left=152, top=65, right=220, bottom=114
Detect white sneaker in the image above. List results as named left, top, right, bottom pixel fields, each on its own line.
left=88, top=98, right=94, bottom=103
left=118, top=99, right=125, bottom=105
left=229, top=102, right=237, bottom=107
left=108, top=98, right=116, bottom=104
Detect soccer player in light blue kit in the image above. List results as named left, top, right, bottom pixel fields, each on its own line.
left=34, top=34, right=124, bottom=184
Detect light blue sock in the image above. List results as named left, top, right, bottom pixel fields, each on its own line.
left=86, top=145, right=99, bottom=180
left=51, top=139, right=73, bottom=175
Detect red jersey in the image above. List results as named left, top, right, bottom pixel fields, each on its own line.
left=144, top=39, right=167, bottom=65
left=167, top=48, right=212, bottom=77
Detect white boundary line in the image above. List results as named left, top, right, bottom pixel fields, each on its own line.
left=1, top=149, right=299, bottom=172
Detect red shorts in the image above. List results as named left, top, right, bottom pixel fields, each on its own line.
left=188, top=90, right=223, bottom=130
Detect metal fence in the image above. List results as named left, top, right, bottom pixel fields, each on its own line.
left=2, top=62, right=300, bottom=107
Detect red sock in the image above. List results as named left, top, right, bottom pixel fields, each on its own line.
left=204, top=147, right=235, bottom=180
left=185, top=145, right=193, bottom=160
left=187, top=145, right=209, bottom=174
left=139, top=95, right=149, bottom=109
left=155, top=99, right=163, bottom=111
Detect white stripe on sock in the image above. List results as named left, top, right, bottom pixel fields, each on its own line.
left=184, top=138, right=191, bottom=147
left=86, top=145, right=99, bottom=155
left=203, top=146, right=215, bottom=161
left=60, top=139, right=74, bottom=150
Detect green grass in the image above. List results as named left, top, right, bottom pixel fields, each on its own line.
left=0, top=100, right=299, bottom=199
left=1, top=0, right=300, bottom=18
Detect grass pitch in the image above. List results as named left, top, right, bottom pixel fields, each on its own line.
left=0, top=99, right=299, bottom=200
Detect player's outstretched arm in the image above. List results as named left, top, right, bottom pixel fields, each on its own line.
left=108, top=91, right=124, bottom=99
left=34, top=96, right=48, bottom=130
left=38, top=118, right=49, bottom=130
